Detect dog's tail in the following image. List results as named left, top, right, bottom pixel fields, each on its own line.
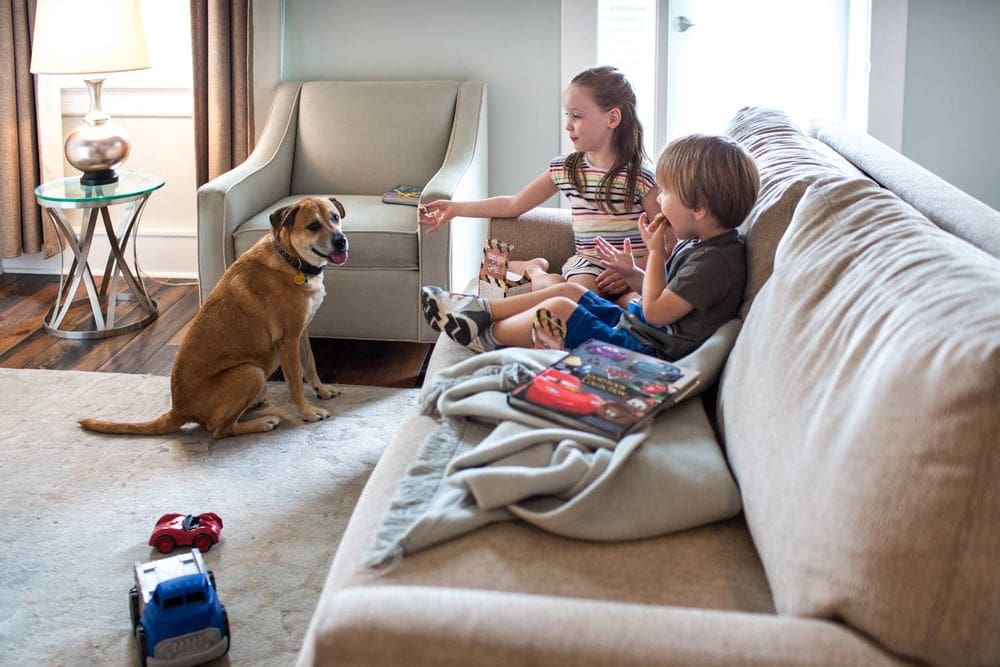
left=80, top=409, right=188, bottom=436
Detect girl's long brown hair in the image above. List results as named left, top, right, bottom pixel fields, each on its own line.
left=564, top=66, right=647, bottom=214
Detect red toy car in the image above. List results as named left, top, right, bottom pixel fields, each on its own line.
left=524, top=369, right=604, bottom=416
left=149, top=513, right=224, bottom=554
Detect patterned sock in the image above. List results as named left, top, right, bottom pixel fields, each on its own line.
left=530, top=308, right=567, bottom=350
left=421, top=286, right=494, bottom=351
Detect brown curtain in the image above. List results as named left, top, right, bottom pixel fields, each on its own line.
left=191, top=0, right=254, bottom=188
left=0, top=0, right=56, bottom=258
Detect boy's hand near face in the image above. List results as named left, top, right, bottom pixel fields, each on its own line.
left=639, top=213, right=670, bottom=254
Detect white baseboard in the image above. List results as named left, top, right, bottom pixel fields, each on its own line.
left=1, top=230, right=198, bottom=280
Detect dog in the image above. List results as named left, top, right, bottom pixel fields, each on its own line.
left=80, top=196, right=349, bottom=439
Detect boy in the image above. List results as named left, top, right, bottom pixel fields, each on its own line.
left=420, top=134, right=759, bottom=361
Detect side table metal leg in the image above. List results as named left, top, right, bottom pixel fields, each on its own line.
left=46, top=208, right=105, bottom=331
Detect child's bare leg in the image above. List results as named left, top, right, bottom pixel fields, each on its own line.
left=488, top=281, right=587, bottom=319
left=507, top=257, right=548, bottom=276
left=567, top=273, right=600, bottom=294
left=420, top=284, right=586, bottom=352
left=614, top=290, right=639, bottom=308
left=492, top=297, right=579, bottom=347
left=527, top=271, right=565, bottom=290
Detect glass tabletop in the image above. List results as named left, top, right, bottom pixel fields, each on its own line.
left=35, top=172, right=165, bottom=204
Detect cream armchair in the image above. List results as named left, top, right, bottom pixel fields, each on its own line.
left=196, top=80, right=488, bottom=341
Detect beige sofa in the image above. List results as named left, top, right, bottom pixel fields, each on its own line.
left=196, top=80, right=489, bottom=342
left=296, top=108, right=1000, bottom=666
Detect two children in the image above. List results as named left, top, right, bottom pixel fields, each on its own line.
left=420, top=134, right=760, bottom=361
left=419, top=66, right=659, bottom=306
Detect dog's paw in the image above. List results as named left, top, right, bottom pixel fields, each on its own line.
left=315, top=383, right=340, bottom=400
left=260, top=415, right=281, bottom=430
left=300, top=405, right=330, bottom=422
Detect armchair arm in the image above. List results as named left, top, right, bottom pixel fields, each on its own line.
left=196, top=81, right=302, bottom=303
left=490, top=207, right=575, bottom=271
left=418, top=81, right=489, bottom=294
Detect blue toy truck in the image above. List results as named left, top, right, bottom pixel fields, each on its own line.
left=129, top=550, right=230, bottom=666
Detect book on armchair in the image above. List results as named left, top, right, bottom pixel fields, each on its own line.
left=382, top=184, right=423, bottom=206
left=507, top=339, right=700, bottom=439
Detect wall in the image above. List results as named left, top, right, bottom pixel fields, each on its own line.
left=901, top=0, right=1000, bottom=209
left=279, top=0, right=562, bottom=201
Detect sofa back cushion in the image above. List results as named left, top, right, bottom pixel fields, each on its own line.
left=725, top=107, right=862, bottom=318
left=718, top=175, right=1000, bottom=665
left=291, top=81, right=460, bottom=196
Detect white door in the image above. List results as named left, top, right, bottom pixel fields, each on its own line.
left=661, top=0, right=856, bottom=143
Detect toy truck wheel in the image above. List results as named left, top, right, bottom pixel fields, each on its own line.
left=154, top=535, right=175, bottom=554
left=135, top=624, right=149, bottom=666
left=222, top=606, right=231, bottom=653
left=128, top=587, right=139, bottom=630
left=193, top=533, right=213, bottom=552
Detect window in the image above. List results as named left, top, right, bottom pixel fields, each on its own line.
left=58, top=0, right=192, bottom=118
left=597, top=1, right=657, bottom=159
left=591, top=0, right=870, bottom=156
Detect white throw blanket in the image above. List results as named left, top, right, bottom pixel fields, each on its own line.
left=365, top=321, right=744, bottom=569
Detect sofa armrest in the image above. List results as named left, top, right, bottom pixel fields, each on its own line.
left=196, top=81, right=302, bottom=303
left=301, top=586, right=906, bottom=666
left=490, top=207, right=575, bottom=271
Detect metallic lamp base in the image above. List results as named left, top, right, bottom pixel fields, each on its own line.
left=80, top=169, right=120, bottom=186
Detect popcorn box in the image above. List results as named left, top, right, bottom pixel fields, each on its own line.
left=478, top=240, right=532, bottom=299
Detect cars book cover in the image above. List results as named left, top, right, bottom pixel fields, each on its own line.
left=507, top=339, right=700, bottom=439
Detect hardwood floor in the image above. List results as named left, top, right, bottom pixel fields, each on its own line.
left=0, top=273, right=433, bottom=388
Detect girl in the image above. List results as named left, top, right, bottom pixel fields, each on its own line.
left=418, top=66, right=659, bottom=306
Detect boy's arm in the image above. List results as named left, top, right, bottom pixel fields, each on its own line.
left=420, top=170, right=557, bottom=233
left=640, top=247, right=694, bottom=326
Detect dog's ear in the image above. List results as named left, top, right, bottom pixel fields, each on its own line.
left=269, top=205, right=297, bottom=232
left=328, top=197, right=346, bottom=221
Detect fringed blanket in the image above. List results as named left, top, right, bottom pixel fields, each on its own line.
left=365, top=321, right=744, bottom=569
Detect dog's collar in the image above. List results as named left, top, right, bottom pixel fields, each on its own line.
left=271, top=237, right=323, bottom=278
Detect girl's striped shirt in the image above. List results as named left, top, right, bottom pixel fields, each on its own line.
left=549, top=154, right=656, bottom=261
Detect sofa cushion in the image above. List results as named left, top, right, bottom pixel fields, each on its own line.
left=306, top=404, right=774, bottom=610
left=718, top=175, right=1000, bottom=665
left=291, top=80, right=459, bottom=196
left=725, top=107, right=861, bottom=318
left=234, top=195, right=418, bottom=269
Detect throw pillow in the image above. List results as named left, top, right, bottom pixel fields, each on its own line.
left=718, top=175, right=1000, bottom=665
left=725, top=106, right=861, bottom=318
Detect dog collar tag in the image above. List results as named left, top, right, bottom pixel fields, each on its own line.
left=293, top=272, right=306, bottom=285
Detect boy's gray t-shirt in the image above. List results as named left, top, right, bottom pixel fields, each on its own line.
left=619, top=230, right=746, bottom=360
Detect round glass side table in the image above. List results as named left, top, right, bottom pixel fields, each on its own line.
left=35, top=172, right=166, bottom=339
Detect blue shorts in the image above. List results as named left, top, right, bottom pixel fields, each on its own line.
left=564, top=291, right=658, bottom=355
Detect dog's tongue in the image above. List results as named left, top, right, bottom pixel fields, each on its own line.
left=329, top=251, right=349, bottom=266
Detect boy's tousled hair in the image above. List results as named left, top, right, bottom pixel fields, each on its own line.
left=564, top=66, right=646, bottom=214
left=656, top=135, right=760, bottom=229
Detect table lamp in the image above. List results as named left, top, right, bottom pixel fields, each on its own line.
left=30, top=0, right=151, bottom=186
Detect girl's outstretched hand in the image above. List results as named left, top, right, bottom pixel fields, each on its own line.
left=418, top=200, right=455, bottom=234
left=595, top=236, right=636, bottom=278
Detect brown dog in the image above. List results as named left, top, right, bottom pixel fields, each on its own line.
left=80, top=196, right=349, bottom=439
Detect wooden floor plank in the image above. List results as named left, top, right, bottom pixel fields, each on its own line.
left=0, top=273, right=432, bottom=388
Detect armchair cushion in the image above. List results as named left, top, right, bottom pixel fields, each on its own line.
left=292, top=81, right=461, bottom=196
left=234, top=195, right=419, bottom=269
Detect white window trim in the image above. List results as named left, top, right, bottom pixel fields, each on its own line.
left=561, top=0, right=908, bottom=151
left=60, top=87, right=193, bottom=119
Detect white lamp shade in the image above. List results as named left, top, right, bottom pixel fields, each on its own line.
left=30, top=0, right=152, bottom=75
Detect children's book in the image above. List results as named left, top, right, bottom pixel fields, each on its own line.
left=382, top=184, right=423, bottom=206
left=507, top=339, right=700, bottom=439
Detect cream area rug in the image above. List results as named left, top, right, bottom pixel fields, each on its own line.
left=0, top=368, right=418, bottom=666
